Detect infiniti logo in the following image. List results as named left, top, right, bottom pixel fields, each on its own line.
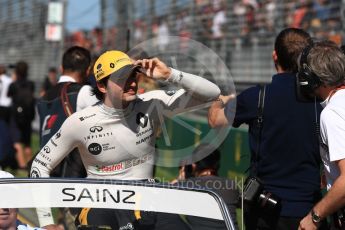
left=90, top=126, right=103, bottom=133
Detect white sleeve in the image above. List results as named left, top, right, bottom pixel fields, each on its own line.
left=76, top=85, right=99, bottom=111
left=30, top=115, right=80, bottom=177
left=320, top=108, right=345, bottom=162
left=167, top=68, right=220, bottom=101
left=138, top=68, right=220, bottom=116
left=153, top=68, right=220, bottom=116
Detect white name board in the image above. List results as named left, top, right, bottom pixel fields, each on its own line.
left=0, top=181, right=224, bottom=220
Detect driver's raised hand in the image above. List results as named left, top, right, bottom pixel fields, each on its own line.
left=134, top=58, right=171, bottom=80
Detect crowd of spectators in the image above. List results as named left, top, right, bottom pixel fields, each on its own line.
left=64, top=0, right=343, bottom=56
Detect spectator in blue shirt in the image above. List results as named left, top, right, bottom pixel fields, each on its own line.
left=208, top=28, right=325, bottom=230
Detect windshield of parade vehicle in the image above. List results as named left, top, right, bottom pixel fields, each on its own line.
left=0, top=178, right=236, bottom=230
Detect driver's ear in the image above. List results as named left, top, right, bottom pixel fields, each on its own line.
left=97, top=81, right=107, bottom=93
left=192, top=163, right=197, bottom=173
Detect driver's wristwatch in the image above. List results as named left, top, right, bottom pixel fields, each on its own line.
left=311, top=209, right=322, bottom=224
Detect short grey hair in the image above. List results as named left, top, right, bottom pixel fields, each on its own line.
left=308, top=41, right=345, bottom=87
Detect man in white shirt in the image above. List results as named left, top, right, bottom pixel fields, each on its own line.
left=212, top=8, right=226, bottom=39
left=0, top=65, right=16, bottom=170
left=298, top=42, right=345, bottom=229
left=0, top=65, right=12, bottom=123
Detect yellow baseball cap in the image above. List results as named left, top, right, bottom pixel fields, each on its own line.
left=94, top=50, right=138, bottom=81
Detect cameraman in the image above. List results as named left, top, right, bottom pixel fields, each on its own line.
left=298, top=42, right=345, bottom=229
left=208, top=28, right=323, bottom=229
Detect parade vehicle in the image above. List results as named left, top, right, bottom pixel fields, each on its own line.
left=0, top=178, right=237, bottom=230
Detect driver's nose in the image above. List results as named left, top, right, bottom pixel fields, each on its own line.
left=127, top=76, right=138, bottom=88
left=129, top=79, right=137, bottom=87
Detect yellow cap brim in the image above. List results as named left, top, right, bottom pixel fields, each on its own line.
left=109, top=65, right=141, bottom=81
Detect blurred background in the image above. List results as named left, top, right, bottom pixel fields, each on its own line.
left=0, top=0, right=342, bottom=92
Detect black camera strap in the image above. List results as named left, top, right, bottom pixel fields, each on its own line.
left=251, top=84, right=266, bottom=177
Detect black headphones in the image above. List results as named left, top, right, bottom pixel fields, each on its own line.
left=297, top=44, right=323, bottom=92
left=341, top=45, right=345, bottom=55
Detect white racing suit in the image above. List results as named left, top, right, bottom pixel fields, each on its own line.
left=31, top=68, right=220, bottom=179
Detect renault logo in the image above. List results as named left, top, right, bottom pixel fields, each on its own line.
left=136, top=112, right=148, bottom=128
